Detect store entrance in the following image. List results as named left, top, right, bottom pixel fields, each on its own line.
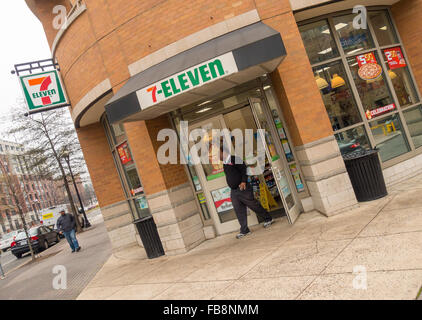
left=188, top=97, right=301, bottom=235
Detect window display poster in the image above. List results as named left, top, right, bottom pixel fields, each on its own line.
left=130, top=186, right=144, bottom=196
left=274, top=168, right=291, bottom=198
left=281, top=139, right=294, bottom=162
left=136, top=195, right=149, bottom=210
left=192, top=176, right=202, bottom=191
left=197, top=192, right=206, bottom=204
left=117, top=142, right=132, bottom=165
left=289, top=163, right=304, bottom=192
left=211, top=187, right=233, bottom=213
left=384, top=47, right=406, bottom=70
left=356, top=52, right=377, bottom=67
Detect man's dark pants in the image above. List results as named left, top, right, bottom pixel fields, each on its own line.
left=231, top=187, right=272, bottom=234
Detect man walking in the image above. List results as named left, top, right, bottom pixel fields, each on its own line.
left=209, top=141, right=274, bottom=239
left=56, top=210, right=81, bottom=253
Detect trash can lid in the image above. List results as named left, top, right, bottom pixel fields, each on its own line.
left=342, top=149, right=378, bottom=161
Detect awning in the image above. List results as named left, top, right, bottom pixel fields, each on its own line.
left=105, top=22, right=286, bottom=124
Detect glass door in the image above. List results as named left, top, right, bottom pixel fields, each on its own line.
left=249, top=97, right=302, bottom=224
left=188, top=115, right=259, bottom=235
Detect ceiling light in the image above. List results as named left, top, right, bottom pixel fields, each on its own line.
left=315, top=75, right=329, bottom=90
left=380, top=26, right=387, bottom=31
left=263, top=85, right=271, bottom=90
left=347, top=48, right=363, bottom=55
left=198, top=100, right=212, bottom=106
left=196, top=107, right=212, bottom=114
left=331, top=74, right=346, bottom=88
left=318, top=48, right=333, bottom=55
left=334, top=23, right=348, bottom=31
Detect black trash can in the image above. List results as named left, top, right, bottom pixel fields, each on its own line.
left=133, top=216, right=165, bottom=259
left=343, top=149, right=387, bottom=202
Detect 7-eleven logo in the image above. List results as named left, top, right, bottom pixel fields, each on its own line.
left=29, top=76, right=53, bottom=105
left=19, top=70, right=67, bottom=111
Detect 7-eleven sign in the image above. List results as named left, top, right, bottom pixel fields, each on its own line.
left=19, top=70, right=68, bottom=111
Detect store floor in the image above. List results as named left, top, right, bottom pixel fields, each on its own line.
left=78, top=175, right=422, bottom=300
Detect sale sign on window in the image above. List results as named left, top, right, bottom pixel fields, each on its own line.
left=356, top=52, right=377, bottom=67
left=384, top=47, right=406, bottom=70
left=117, top=142, right=132, bottom=165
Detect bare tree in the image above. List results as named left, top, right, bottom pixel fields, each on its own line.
left=0, top=155, right=36, bottom=261
left=6, top=102, right=87, bottom=232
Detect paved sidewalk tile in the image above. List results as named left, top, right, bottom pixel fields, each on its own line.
left=324, top=232, right=422, bottom=274
left=298, top=270, right=422, bottom=300
left=153, top=281, right=234, bottom=300
left=214, top=276, right=315, bottom=300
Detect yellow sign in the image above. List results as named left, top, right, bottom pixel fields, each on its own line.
left=42, top=213, right=54, bottom=220
left=259, top=182, right=278, bottom=211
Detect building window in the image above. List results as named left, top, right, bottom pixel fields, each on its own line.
left=313, top=60, right=362, bottom=131
left=101, top=115, right=151, bottom=221
left=299, top=8, right=422, bottom=162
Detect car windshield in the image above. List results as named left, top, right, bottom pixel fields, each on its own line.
left=15, top=229, right=38, bottom=240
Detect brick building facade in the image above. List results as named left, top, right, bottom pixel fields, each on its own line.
left=26, top=0, right=422, bottom=257
left=0, top=139, right=64, bottom=235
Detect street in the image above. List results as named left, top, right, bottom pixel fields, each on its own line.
left=0, top=209, right=112, bottom=299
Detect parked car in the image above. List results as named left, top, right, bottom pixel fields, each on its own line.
left=0, top=230, right=22, bottom=252
left=11, top=226, right=60, bottom=259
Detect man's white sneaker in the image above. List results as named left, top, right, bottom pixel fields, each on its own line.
left=236, top=231, right=251, bottom=239
left=263, top=219, right=274, bottom=228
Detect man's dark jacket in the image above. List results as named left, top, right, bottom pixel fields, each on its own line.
left=223, top=156, right=248, bottom=190
left=56, top=214, right=76, bottom=232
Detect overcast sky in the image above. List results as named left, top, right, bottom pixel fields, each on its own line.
left=0, top=1, right=51, bottom=137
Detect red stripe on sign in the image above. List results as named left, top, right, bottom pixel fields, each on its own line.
left=40, top=76, right=52, bottom=105
left=214, top=198, right=231, bottom=209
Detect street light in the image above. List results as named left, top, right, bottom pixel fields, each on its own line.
left=61, top=151, right=91, bottom=228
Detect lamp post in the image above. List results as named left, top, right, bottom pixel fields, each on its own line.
left=62, top=151, right=91, bottom=228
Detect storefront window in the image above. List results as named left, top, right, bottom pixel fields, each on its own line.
left=335, top=126, right=371, bottom=155
left=403, top=106, right=422, bottom=148
left=102, top=115, right=151, bottom=221
left=333, top=14, right=375, bottom=55
left=300, top=9, right=421, bottom=164
left=347, top=52, right=395, bottom=118
left=299, top=20, right=339, bottom=64
left=369, top=11, right=399, bottom=47
left=369, top=114, right=410, bottom=161
left=111, top=123, right=126, bottom=145
left=382, top=47, right=419, bottom=108
left=313, top=61, right=361, bottom=131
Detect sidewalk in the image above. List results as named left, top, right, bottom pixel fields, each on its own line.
left=77, top=175, right=422, bottom=300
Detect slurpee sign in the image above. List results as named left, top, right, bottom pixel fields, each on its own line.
left=19, top=70, right=68, bottom=111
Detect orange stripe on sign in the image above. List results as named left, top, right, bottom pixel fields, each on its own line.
left=28, top=77, right=46, bottom=86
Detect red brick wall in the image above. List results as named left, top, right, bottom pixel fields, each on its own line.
left=392, top=0, right=422, bottom=95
